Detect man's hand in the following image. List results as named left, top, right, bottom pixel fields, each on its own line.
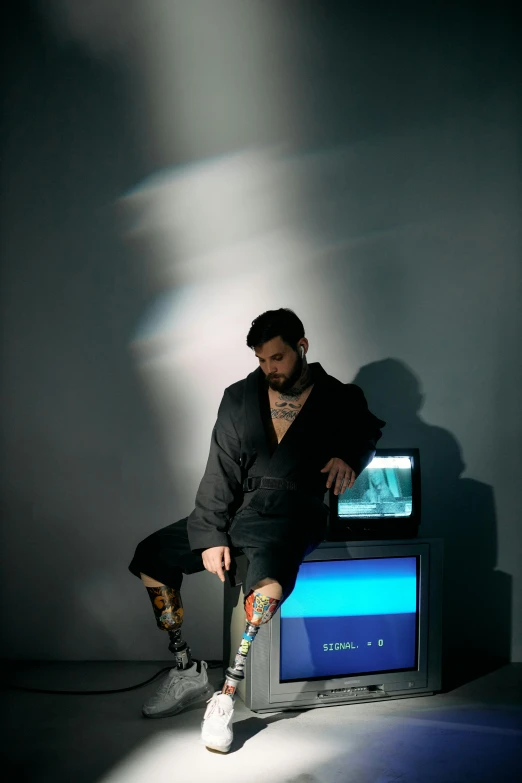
left=321, top=458, right=357, bottom=495
left=202, top=546, right=231, bottom=583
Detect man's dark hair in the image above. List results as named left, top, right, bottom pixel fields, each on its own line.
left=246, top=308, right=305, bottom=351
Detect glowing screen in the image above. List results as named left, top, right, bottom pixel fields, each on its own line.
left=338, top=456, right=413, bottom=519
left=280, top=557, right=418, bottom=681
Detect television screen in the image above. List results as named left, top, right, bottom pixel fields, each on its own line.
left=338, top=456, right=413, bottom=520
left=280, top=556, right=419, bottom=682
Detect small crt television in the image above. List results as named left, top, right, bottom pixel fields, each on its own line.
left=223, top=538, right=442, bottom=712
left=328, top=448, right=421, bottom=541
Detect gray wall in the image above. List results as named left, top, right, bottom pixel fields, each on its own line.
left=1, top=2, right=520, bottom=679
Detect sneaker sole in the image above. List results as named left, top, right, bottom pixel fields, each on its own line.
left=142, top=684, right=214, bottom=719
left=202, top=736, right=233, bottom=753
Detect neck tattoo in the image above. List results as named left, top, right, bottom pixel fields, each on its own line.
left=275, top=366, right=313, bottom=400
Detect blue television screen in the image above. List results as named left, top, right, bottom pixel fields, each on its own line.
left=280, top=557, right=419, bottom=682
left=338, top=456, right=413, bottom=520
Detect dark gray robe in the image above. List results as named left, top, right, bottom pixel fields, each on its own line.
left=187, top=362, right=385, bottom=552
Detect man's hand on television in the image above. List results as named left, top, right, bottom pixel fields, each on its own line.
left=321, top=457, right=357, bottom=495
left=202, top=546, right=231, bottom=583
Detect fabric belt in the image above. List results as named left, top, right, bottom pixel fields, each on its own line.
left=242, top=476, right=302, bottom=492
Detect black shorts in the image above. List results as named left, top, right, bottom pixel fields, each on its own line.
left=128, top=507, right=326, bottom=600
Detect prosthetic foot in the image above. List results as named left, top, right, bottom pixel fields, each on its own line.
left=201, top=692, right=235, bottom=753
left=143, top=660, right=213, bottom=718
left=201, top=591, right=280, bottom=752
left=143, top=584, right=212, bottom=718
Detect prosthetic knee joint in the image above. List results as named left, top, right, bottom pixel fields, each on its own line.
left=222, top=591, right=280, bottom=697
left=145, top=585, right=193, bottom=670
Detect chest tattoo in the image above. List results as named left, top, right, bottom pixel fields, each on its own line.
left=274, top=400, right=302, bottom=410
left=271, top=407, right=299, bottom=421
left=268, top=385, right=314, bottom=437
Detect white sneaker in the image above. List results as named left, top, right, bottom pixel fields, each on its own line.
left=142, top=661, right=213, bottom=718
left=201, top=692, right=235, bottom=753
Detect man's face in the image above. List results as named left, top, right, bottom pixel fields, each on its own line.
left=254, top=336, right=303, bottom=393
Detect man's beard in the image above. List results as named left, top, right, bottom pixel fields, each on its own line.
left=266, top=355, right=305, bottom=394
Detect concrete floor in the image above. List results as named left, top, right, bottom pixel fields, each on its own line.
left=2, top=662, right=521, bottom=783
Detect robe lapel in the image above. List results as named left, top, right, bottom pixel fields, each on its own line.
left=239, top=363, right=331, bottom=515
left=244, top=367, right=273, bottom=476
left=244, top=363, right=329, bottom=479
left=266, top=362, right=328, bottom=477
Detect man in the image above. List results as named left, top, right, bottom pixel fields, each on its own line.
left=129, top=308, right=385, bottom=752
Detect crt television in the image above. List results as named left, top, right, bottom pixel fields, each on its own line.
left=328, top=448, right=421, bottom=541
left=223, top=538, right=442, bottom=712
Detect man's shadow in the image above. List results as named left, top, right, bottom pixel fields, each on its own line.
left=353, top=358, right=511, bottom=691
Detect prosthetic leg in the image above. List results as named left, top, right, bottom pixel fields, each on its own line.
left=201, top=589, right=281, bottom=751
left=142, top=583, right=213, bottom=718
left=222, top=590, right=281, bottom=697
left=145, top=585, right=193, bottom=670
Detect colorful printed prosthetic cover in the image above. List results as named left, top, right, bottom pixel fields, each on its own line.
left=146, top=585, right=184, bottom=630
left=245, top=591, right=281, bottom=626
left=145, top=586, right=192, bottom=670
left=222, top=592, right=281, bottom=697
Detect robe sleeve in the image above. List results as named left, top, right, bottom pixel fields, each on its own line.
left=187, top=390, right=243, bottom=553
left=335, top=384, right=385, bottom=477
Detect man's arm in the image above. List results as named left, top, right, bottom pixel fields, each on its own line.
left=187, top=390, right=243, bottom=553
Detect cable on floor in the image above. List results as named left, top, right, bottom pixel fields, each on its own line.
left=3, top=660, right=224, bottom=695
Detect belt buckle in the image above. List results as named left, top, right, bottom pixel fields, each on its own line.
left=245, top=477, right=256, bottom=492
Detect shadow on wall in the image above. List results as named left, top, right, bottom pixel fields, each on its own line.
left=353, top=358, right=511, bottom=691
left=0, top=2, right=221, bottom=661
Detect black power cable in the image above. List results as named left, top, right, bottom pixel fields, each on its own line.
left=3, top=660, right=224, bottom=695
